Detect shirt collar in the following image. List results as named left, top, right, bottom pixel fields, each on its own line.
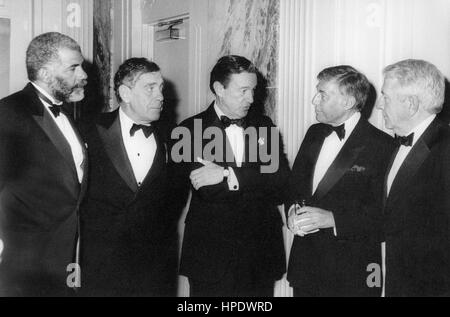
left=214, top=102, right=247, bottom=129
left=403, top=114, right=436, bottom=147
left=332, top=111, right=361, bottom=141
left=31, top=82, right=63, bottom=106
left=214, top=102, right=226, bottom=120
left=119, top=107, right=153, bottom=138
left=119, top=107, right=135, bottom=136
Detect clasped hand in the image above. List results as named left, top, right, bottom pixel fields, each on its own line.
left=190, top=158, right=224, bottom=190
left=288, top=205, right=335, bottom=236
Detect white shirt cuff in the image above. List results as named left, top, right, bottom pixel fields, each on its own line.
left=227, top=167, right=239, bottom=191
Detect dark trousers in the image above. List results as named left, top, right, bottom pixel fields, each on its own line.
left=293, top=285, right=381, bottom=297
left=293, top=286, right=318, bottom=297
left=189, top=269, right=275, bottom=297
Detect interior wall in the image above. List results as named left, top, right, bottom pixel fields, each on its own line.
left=206, top=0, right=280, bottom=122
left=141, top=0, right=188, bottom=23
left=140, top=0, right=280, bottom=122
left=0, top=17, right=10, bottom=99
left=0, top=0, right=93, bottom=97
left=279, top=0, right=450, bottom=165
left=93, top=0, right=113, bottom=111
left=153, top=19, right=190, bottom=123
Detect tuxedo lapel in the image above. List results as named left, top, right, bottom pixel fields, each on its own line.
left=65, top=115, right=89, bottom=202
left=138, top=131, right=165, bottom=191
left=97, top=112, right=138, bottom=193
left=25, top=85, right=79, bottom=183
left=242, top=115, right=263, bottom=167
left=385, top=120, right=441, bottom=209
left=383, top=146, right=400, bottom=208
left=306, top=130, right=328, bottom=197
left=387, top=142, right=429, bottom=206
left=313, top=120, right=366, bottom=201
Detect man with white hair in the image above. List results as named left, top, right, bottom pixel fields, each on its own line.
left=378, top=59, right=450, bottom=297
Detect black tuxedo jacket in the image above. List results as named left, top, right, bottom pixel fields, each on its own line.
left=384, top=118, right=450, bottom=297
left=78, top=110, right=177, bottom=296
left=172, top=103, right=289, bottom=284
left=0, top=83, right=87, bottom=296
left=286, top=118, right=395, bottom=296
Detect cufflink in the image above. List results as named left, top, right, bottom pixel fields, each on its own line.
left=223, top=167, right=230, bottom=180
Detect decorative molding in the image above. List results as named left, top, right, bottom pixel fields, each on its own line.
left=131, top=0, right=153, bottom=60
left=189, top=0, right=208, bottom=117
left=113, top=0, right=132, bottom=68
left=0, top=0, right=10, bottom=17
left=279, top=0, right=315, bottom=165
left=278, top=0, right=318, bottom=298
left=192, top=23, right=203, bottom=115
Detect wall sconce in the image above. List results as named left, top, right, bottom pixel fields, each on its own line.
left=155, top=18, right=187, bottom=42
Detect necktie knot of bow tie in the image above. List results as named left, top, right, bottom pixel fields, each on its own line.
left=221, top=116, right=246, bottom=128
left=34, top=88, right=66, bottom=117
left=326, top=124, right=346, bottom=140
left=130, top=124, right=155, bottom=138
left=395, top=133, right=414, bottom=147
left=48, top=105, right=65, bottom=117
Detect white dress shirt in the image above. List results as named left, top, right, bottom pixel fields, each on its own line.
left=313, top=112, right=361, bottom=194
left=311, top=112, right=361, bottom=237
left=119, top=108, right=157, bottom=186
left=382, top=114, right=436, bottom=297
left=32, top=83, right=85, bottom=183
left=214, top=103, right=241, bottom=191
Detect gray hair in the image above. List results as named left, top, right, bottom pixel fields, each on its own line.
left=114, top=58, right=161, bottom=104
left=317, top=65, right=371, bottom=112
left=26, top=32, right=81, bottom=82
left=383, top=59, right=445, bottom=114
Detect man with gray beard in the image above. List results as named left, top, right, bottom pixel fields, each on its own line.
left=0, top=32, right=88, bottom=296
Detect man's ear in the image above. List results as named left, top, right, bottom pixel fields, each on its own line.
left=213, top=81, right=225, bottom=98
left=118, top=85, right=131, bottom=103
left=344, top=95, right=357, bottom=110
left=38, top=67, right=52, bottom=84
left=406, top=95, right=420, bottom=116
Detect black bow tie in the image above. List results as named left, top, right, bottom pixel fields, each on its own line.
left=49, top=105, right=66, bottom=117
left=130, top=124, right=155, bottom=138
left=395, top=133, right=414, bottom=147
left=325, top=124, right=346, bottom=140
left=221, top=116, right=246, bottom=128
left=34, top=88, right=66, bottom=117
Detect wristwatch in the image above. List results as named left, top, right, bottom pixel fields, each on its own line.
left=223, top=167, right=230, bottom=180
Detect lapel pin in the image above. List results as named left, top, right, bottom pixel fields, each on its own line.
left=258, top=137, right=265, bottom=146
left=350, top=165, right=366, bottom=172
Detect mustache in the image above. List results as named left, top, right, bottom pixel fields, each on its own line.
left=75, top=80, right=88, bottom=88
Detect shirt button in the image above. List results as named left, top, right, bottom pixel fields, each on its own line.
left=138, top=182, right=142, bottom=186
left=137, top=153, right=141, bottom=157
